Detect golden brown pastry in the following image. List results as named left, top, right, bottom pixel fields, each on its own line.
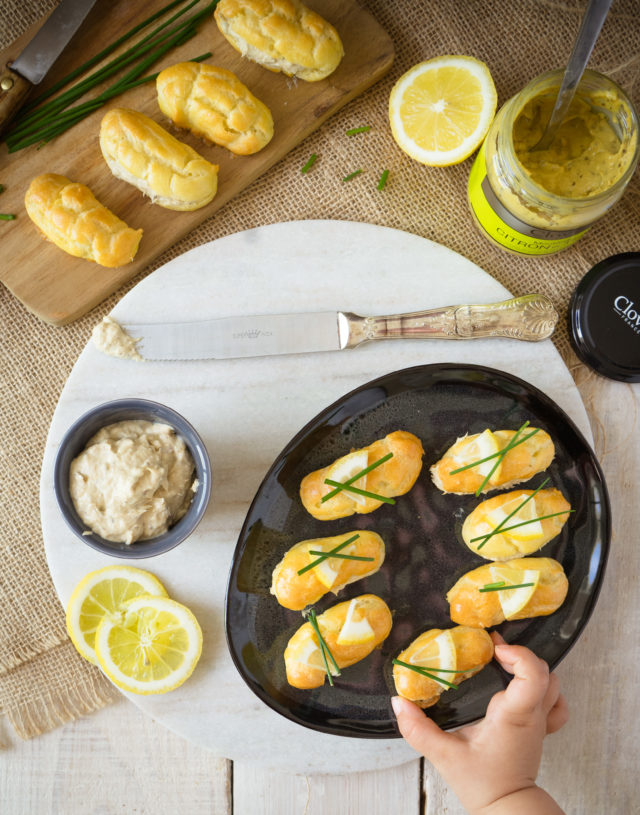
left=462, top=487, right=571, bottom=560
left=214, top=0, right=344, bottom=81
left=24, top=173, right=142, bottom=267
left=284, top=594, right=392, bottom=689
left=431, top=427, right=555, bottom=495
left=447, top=557, right=569, bottom=628
left=156, top=62, right=274, bottom=155
left=300, top=430, right=424, bottom=521
left=99, top=108, right=218, bottom=211
left=393, top=626, right=493, bottom=708
left=271, top=530, right=385, bottom=610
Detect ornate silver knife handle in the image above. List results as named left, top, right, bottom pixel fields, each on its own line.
left=339, top=294, right=558, bottom=348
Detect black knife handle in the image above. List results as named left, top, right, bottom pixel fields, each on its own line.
left=0, top=64, right=31, bottom=140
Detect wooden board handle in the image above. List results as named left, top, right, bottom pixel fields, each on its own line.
left=0, top=65, right=31, bottom=139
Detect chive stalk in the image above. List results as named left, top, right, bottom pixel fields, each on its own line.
left=377, top=169, right=389, bottom=190
left=301, top=153, right=318, bottom=174
left=392, top=659, right=459, bottom=690
left=475, top=477, right=551, bottom=550
left=479, top=582, right=535, bottom=593
left=308, top=551, right=374, bottom=562
left=342, top=169, right=363, bottom=182
left=469, top=509, right=574, bottom=543
left=0, top=214, right=16, bottom=221
left=308, top=609, right=341, bottom=685
left=297, top=534, right=360, bottom=576
left=321, top=452, right=393, bottom=503
left=346, top=126, right=371, bottom=135
left=323, top=478, right=396, bottom=504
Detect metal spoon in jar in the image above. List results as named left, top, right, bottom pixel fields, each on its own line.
left=533, top=0, right=613, bottom=151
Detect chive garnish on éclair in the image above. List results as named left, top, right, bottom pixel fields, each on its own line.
left=469, top=509, right=574, bottom=543
left=308, top=551, right=374, bottom=562
left=392, top=658, right=459, bottom=690
left=297, top=534, right=360, bottom=576
left=475, top=477, right=551, bottom=550
left=323, top=479, right=396, bottom=504
left=321, top=452, right=394, bottom=504
left=479, top=582, right=535, bottom=593
left=307, top=609, right=341, bottom=686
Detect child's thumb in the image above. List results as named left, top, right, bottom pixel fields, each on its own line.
left=391, top=696, right=452, bottom=762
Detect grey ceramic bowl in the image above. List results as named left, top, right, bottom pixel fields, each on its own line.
left=53, top=398, right=212, bottom=558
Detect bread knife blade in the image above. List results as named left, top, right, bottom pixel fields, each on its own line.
left=120, top=295, right=558, bottom=362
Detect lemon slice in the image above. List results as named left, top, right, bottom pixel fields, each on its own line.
left=326, top=449, right=369, bottom=505
left=487, top=495, right=543, bottom=542
left=337, top=598, right=375, bottom=645
left=66, top=566, right=168, bottom=665
left=293, top=635, right=340, bottom=675
left=94, top=595, right=202, bottom=694
left=489, top=565, right=540, bottom=619
left=410, top=630, right=457, bottom=684
left=389, top=55, right=497, bottom=166
left=308, top=539, right=357, bottom=590
left=454, top=429, right=502, bottom=482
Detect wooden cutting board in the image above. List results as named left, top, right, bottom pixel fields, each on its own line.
left=0, top=1, right=394, bottom=325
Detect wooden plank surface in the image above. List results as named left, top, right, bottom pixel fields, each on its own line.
left=0, top=0, right=393, bottom=325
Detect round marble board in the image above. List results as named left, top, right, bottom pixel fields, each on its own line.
left=40, top=221, right=593, bottom=775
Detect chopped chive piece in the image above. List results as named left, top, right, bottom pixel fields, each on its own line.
left=346, top=125, right=371, bottom=135
left=342, top=169, right=363, bottom=182
left=297, top=534, right=360, bottom=576
left=377, top=169, right=389, bottom=190
left=308, top=609, right=341, bottom=685
left=392, top=659, right=459, bottom=690
left=321, top=452, right=393, bottom=503
left=470, top=509, right=574, bottom=543
left=481, top=581, right=506, bottom=590
left=476, top=477, right=551, bottom=550
left=324, top=478, right=396, bottom=505
left=0, top=184, right=4, bottom=194
left=301, top=153, right=318, bottom=173
left=308, top=550, right=374, bottom=562
left=479, top=582, right=535, bottom=593
left=0, top=214, right=15, bottom=220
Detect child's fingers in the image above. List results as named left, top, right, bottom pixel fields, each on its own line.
left=546, top=693, right=569, bottom=734
left=391, top=696, right=455, bottom=764
left=542, top=671, right=561, bottom=714
left=493, top=642, right=550, bottom=716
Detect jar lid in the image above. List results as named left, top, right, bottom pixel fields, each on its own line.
left=569, top=252, right=640, bottom=382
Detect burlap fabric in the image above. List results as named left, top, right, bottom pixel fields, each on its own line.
left=1, top=0, right=638, bottom=739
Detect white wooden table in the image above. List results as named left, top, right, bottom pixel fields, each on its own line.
left=2, top=372, right=638, bottom=815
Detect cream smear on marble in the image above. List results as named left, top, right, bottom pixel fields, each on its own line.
left=92, top=316, right=143, bottom=361
left=70, top=420, right=196, bottom=544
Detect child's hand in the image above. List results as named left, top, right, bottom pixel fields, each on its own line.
left=391, top=632, right=568, bottom=815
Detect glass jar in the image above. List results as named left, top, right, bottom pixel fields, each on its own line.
left=468, top=69, right=639, bottom=255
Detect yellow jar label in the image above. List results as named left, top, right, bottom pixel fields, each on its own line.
left=468, top=141, right=588, bottom=255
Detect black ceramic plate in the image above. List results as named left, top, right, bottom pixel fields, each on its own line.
left=225, top=364, right=610, bottom=738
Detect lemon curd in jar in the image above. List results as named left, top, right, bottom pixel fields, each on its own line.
left=468, top=70, right=639, bottom=255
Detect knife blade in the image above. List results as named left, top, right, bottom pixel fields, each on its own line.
left=0, top=0, right=98, bottom=135
left=120, top=294, right=558, bottom=361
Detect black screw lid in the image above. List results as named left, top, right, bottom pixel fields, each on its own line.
left=569, top=252, right=640, bottom=383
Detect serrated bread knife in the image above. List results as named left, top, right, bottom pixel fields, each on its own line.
left=122, top=294, right=558, bottom=361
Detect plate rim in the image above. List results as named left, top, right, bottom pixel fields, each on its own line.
left=224, top=361, right=611, bottom=738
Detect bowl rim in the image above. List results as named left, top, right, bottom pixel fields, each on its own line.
left=53, top=397, right=212, bottom=558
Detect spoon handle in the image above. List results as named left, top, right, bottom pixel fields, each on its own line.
left=534, top=0, right=613, bottom=151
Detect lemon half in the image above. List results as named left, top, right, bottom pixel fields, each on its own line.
left=94, top=595, right=203, bottom=695
left=66, top=566, right=168, bottom=665
left=389, top=55, right=497, bottom=166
